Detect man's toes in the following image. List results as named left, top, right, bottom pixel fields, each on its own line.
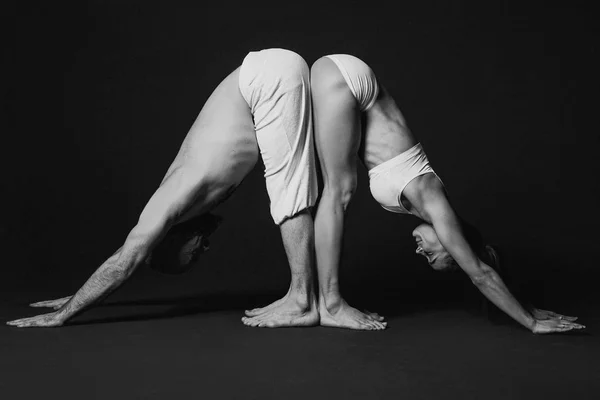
left=261, top=319, right=279, bottom=328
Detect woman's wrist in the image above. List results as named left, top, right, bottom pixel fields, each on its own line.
left=525, top=314, right=537, bottom=331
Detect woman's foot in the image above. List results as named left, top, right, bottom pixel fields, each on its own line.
left=319, top=297, right=386, bottom=330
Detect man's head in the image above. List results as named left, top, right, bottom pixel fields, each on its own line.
left=147, top=213, right=223, bottom=275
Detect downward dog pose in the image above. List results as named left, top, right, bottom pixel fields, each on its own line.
left=8, top=48, right=320, bottom=329
left=308, top=54, right=584, bottom=333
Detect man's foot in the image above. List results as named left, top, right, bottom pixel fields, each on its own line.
left=319, top=298, right=387, bottom=330
left=241, top=295, right=319, bottom=328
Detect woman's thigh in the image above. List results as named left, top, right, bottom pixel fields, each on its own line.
left=310, top=57, right=362, bottom=185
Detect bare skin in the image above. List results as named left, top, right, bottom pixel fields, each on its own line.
left=412, top=223, right=585, bottom=334
left=310, top=56, right=584, bottom=334
left=310, top=57, right=395, bottom=330
left=8, top=65, right=318, bottom=328
left=241, top=210, right=320, bottom=328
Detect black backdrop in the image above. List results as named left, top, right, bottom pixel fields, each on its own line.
left=4, top=0, right=599, bottom=313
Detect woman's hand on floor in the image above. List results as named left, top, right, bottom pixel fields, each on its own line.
left=531, top=317, right=585, bottom=334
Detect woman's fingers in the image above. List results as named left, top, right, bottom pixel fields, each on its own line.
left=549, top=312, right=578, bottom=321
left=533, top=308, right=578, bottom=322
left=551, top=321, right=585, bottom=332
left=534, top=319, right=585, bottom=334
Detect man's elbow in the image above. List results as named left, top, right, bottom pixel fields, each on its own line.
left=127, top=220, right=169, bottom=254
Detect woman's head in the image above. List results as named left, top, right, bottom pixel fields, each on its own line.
left=412, top=220, right=497, bottom=272
left=412, top=224, right=456, bottom=271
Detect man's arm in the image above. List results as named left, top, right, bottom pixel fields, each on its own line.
left=7, top=221, right=166, bottom=328
left=418, top=191, right=584, bottom=334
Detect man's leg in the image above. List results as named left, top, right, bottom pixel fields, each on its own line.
left=239, top=49, right=319, bottom=327
left=241, top=210, right=318, bottom=327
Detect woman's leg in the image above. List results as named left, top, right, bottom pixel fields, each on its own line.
left=310, top=57, right=385, bottom=330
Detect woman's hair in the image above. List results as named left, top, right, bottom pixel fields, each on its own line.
left=446, top=219, right=501, bottom=272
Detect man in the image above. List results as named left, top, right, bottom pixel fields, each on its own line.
left=8, top=48, right=320, bottom=328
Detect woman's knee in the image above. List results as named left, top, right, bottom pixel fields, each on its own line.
left=323, top=175, right=357, bottom=210
left=310, top=57, right=346, bottom=93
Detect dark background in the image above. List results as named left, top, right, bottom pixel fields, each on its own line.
left=3, top=1, right=600, bottom=398
left=4, top=0, right=598, bottom=307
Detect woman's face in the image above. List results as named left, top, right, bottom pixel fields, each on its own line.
left=412, top=223, right=453, bottom=271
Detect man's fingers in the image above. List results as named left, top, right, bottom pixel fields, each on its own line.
left=30, top=301, right=51, bottom=307
left=7, top=318, right=33, bottom=327
left=30, top=296, right=72, bottom=308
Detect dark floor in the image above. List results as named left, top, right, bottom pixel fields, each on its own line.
left=2, top=278, right=599, bottom=400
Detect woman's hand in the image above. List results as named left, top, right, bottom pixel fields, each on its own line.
left=29, top=296, right=73, bottom=310
left=532, top=318, right=585, bottom=334
left=530, top=307, right=578, bottom=322
left=7, top=311, right=66, bottom=328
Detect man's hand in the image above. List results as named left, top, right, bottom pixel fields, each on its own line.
left=532, top=318, right=585, bottom=334
left=29, top=296, right=73, bottom=310
left=7, top=311, right=66, bottom=328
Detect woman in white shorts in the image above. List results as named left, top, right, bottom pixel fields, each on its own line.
left=307, top=53, right=584, bottom=334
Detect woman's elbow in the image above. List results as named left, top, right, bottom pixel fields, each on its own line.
left=470, top=270, right=494, bottom=288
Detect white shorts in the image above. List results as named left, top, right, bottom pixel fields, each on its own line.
left=325, top=54, right=380, bottom=111
left=238, top=48, right=317, bottom=224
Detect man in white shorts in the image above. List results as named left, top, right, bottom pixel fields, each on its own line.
left=8, top=48, right=320, bottom=329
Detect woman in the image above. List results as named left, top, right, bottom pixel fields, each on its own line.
left=308, top=54, right=584, bottom=333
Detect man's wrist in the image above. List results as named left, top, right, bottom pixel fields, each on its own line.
left=56, top=304, right=74, bottom=321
